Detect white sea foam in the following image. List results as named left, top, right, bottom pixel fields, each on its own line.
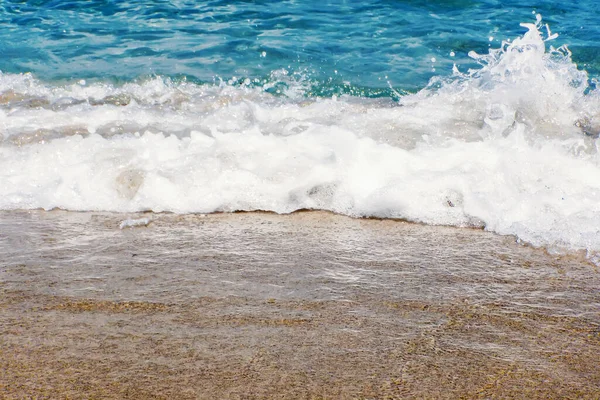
left=1, top=18, right=599, bottom=260
left=119, top=217, right=151, bottom=229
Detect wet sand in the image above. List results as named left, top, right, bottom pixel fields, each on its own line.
left=0, top=210, right=599, bottom=399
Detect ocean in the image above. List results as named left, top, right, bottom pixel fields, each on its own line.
left=1, top=0, right=600, bottom=262
left=2, top=3, right=600, bottom=397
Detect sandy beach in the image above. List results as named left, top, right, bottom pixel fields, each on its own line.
left=0, top=210, right=599, bottom=399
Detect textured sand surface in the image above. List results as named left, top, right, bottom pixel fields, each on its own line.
left=1, top=210, right=599, bottom=399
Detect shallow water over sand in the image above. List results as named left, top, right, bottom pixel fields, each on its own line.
left=1, top=210, right=599, bottom=398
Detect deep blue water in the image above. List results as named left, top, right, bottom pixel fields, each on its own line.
left=1, top=0, right=599, bottom=93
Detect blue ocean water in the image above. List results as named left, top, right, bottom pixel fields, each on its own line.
left=1, top=0, right=599, bottom=92
left=1, top=1, right=600, bottom=262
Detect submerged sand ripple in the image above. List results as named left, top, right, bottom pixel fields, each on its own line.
left=0, top=210, right=599, bottom=399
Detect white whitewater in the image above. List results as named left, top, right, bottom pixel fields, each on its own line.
left=1, top=17, right=599, bottom=261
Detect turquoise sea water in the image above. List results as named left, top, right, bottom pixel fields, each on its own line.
left=1, top=1, right=599, bottom=92
left=1, top=1, right=600, bottom=262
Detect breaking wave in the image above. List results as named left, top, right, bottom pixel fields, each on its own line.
left=1, top=16, right=599, bottom=261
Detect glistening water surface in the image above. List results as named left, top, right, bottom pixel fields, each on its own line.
left=1, top=210, right=598, bottom=318
left=2, top=0, right=600, bottom=88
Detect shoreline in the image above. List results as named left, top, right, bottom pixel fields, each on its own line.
left=2, top=207, right=594, bottom=264
left=1, top=210, right=599, bottom=398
